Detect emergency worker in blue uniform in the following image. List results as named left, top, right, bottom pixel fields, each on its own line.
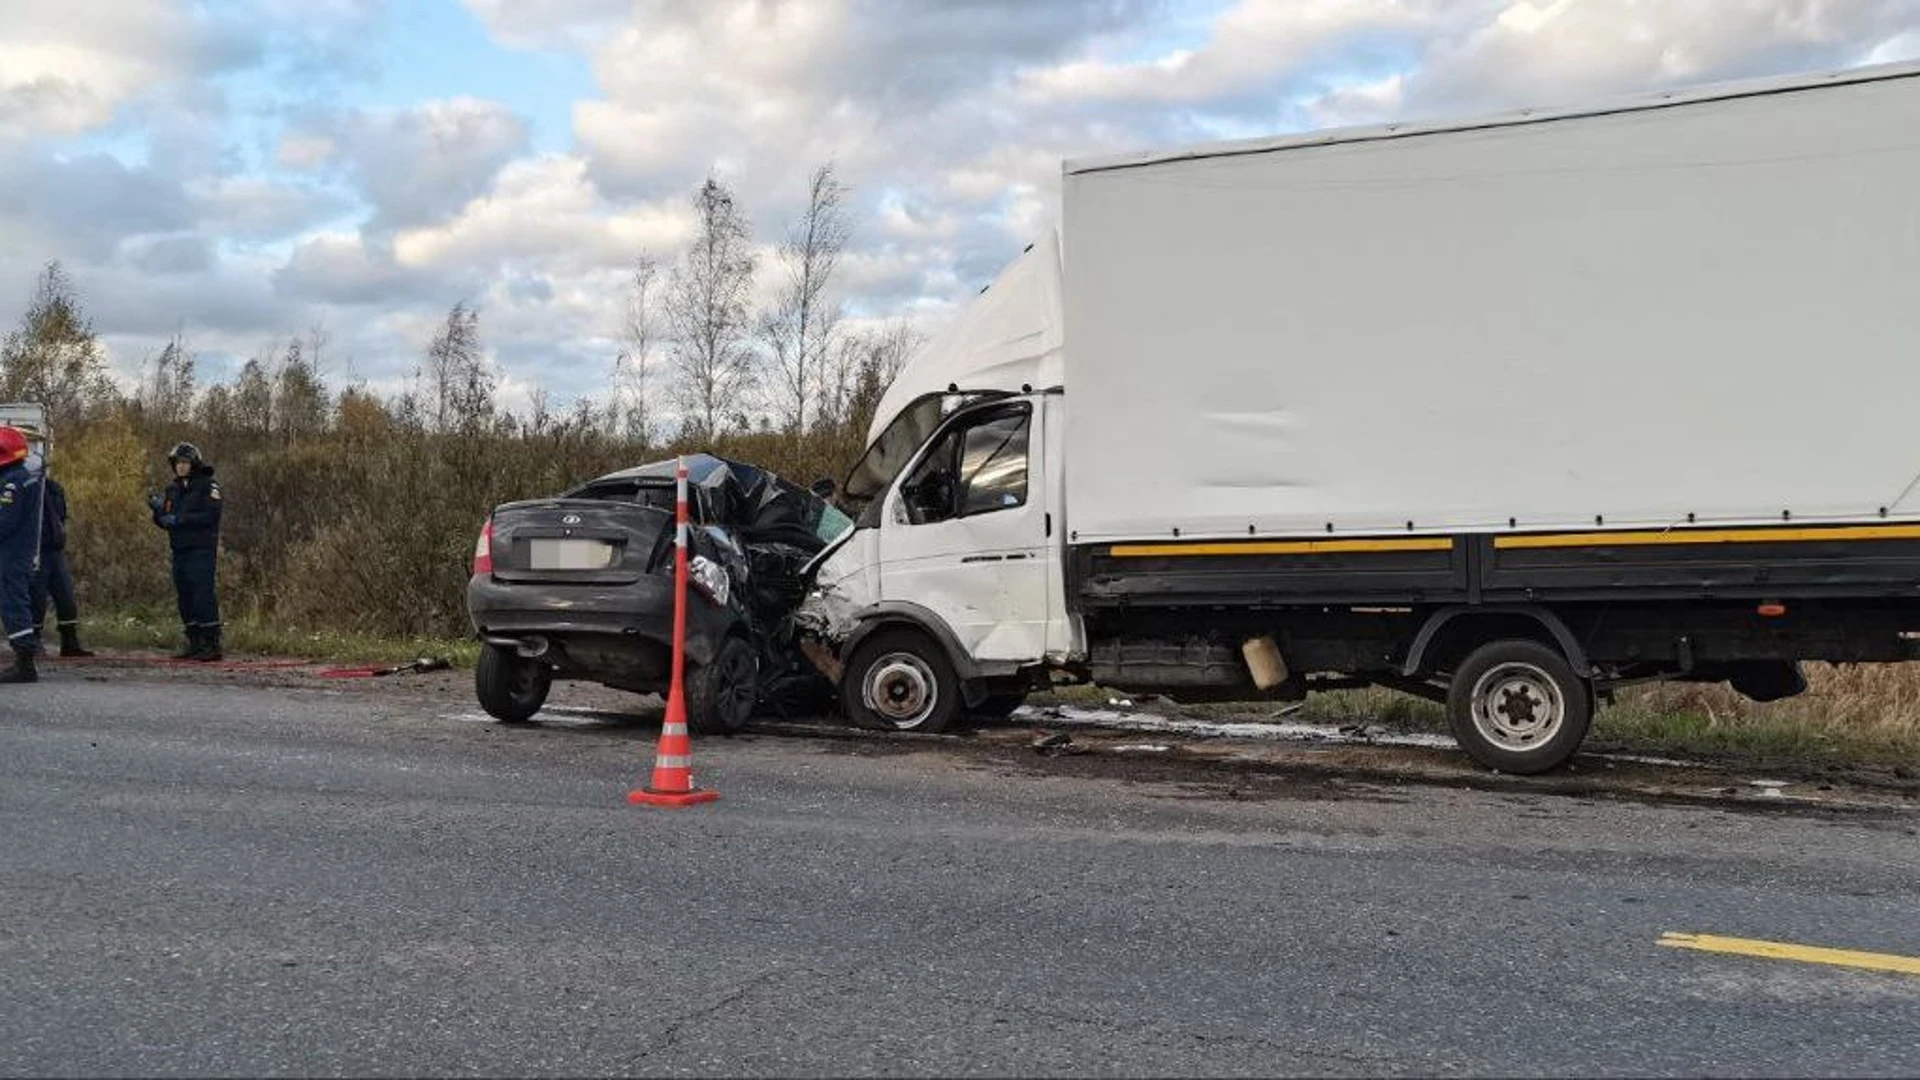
left=32, top=475, right=94, bottom=657
left=0, top=426, right=44, bottom=682
left=149, top=442, right=223, bottom=661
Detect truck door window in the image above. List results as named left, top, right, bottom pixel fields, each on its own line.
left=899, top=406, right=1030, bottom=525
left=957, top=410, right=1029, bottom=516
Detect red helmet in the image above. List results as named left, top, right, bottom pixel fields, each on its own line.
left=0, top=427, right=26, bottom=467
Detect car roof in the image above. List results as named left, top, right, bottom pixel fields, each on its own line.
left=587, top=452, right=761, bottom=490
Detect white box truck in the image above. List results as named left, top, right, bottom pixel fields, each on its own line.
left=798, top=61, right=1920, bottom=773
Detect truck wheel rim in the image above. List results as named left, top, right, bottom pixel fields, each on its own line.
left=1469, top=662, right=1564, bottom=752
left=866, top=653, right=937, bottom=728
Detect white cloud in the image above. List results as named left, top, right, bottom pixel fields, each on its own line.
left=390, top=155, right=695, bottom=275
left=193, top=176, right=350, bottom=243
left=462, top=0, right=631, bottom=50
left=1018, top=0, right=1464, bottom=105
left=1399, top=0, right=1920, bottom=117
left=0, top=0, right=253, bottom=142
left=275, top=232, right=448, bottom=308
left=293, top=97, right=532, bottom=231
left=276, top=131, right=336, bottom=170
left=1865, top=28, right=1920, bottom=64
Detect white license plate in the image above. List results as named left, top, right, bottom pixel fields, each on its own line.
left=528, top=538, right=615, bottom=570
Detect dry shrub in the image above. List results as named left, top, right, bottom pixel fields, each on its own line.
left=1623, top=662, right=1920, bottom=743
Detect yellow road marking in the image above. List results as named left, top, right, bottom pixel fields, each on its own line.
left=1496, top=524, right=1920, bottom=550
left=1110, top=538, right=1452, bottom=558
left=1658, top=932, right=1920, bottom=976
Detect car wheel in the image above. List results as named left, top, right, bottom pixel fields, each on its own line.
left=843, top=628, right=962, bottom=734
left=687, top=636, right=758, bottom=736
left=476, top=643, right=551, bottom=723
left=1446, top=639, right=1592, bottom=774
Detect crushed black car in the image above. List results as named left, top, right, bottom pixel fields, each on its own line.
left=466, top=454, right=854, bottom=732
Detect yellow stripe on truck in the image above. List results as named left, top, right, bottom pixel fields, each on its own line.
left=1110, top=538, right=1454, bottom=558
left=1494, top=524, right=1920, bottom=550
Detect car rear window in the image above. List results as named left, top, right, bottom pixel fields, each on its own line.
left=574, top=481, right=677, bottom=514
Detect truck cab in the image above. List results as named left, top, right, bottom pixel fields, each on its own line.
left=803, top=389, right=1075, bottom=732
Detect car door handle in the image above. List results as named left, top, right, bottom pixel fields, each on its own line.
left=960, top=555, right=1005, bottom=564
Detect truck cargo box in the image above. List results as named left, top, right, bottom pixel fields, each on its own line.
left=1061, top=63, right=1920, bottom=546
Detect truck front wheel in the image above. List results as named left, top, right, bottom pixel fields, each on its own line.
left=1446, top=639, right=1592, bottom=774
left=843, top=628, right=962, bottom=734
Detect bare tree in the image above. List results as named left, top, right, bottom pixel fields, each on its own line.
left=526, top=387, right=552, bottom=437
left=761, top=163, right=851, bottom=435
left=615, top=253, right=661, bottom=446
left=823, top=318, right=920, bottom=436
left=273, top=336, right=329, bottom=441
left=666, top=176, right=758, bottom=441
left=423, top=301, right=493, bottom=434
left=306, top=320, right=332, bottom=379
left=141, top=329, right=197, bottom=426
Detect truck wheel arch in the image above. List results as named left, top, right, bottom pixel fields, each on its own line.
left=1401, top=605, right=1593, bottom=679
left=840, top=603, right=1010, bottom=708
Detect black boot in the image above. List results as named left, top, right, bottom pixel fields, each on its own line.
left=173, top=627, right=199, bottom=660
left=58, top=623, right=94, bottom=658
left=1, top=647, right=37, bottom=683
left=192, top=626, right=223, bottom=663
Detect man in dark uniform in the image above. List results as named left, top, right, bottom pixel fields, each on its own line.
left=32, top=474, right=94, bottom=658
left=149, top=442, right=223, bottom=661
left=0, top=426, right=43, bottom=682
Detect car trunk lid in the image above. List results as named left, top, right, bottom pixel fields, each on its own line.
left=486, top=497, right=670, bottom=586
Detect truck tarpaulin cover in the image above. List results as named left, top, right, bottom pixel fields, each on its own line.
left=1059, top=63, right=1920, bottom=544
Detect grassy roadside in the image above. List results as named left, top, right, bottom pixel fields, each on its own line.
left=79, top=611, right=481, bottom=668
left=1037, top=664, right=1920, bottom=769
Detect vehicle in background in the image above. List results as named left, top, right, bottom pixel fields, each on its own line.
left=468, top=454, right=853, bottom=732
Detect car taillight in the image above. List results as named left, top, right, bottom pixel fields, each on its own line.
left=473, top=518, right=493, bottom=575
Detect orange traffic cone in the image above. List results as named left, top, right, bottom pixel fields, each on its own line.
left=630, top=457, right=719, bottom=808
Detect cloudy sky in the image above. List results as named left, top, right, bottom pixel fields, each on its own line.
left=4, top=0, right=1918, bottom=413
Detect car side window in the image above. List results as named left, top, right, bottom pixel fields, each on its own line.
left=898, top=406, right=1031, bottom=525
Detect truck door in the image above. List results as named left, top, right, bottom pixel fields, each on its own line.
left=880, top=399, right=1051, bottom=663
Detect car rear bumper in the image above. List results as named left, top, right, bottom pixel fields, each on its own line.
left=466, top=574, right=733, bottom=666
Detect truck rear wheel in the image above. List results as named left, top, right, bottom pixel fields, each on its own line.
left=1446, top=639, right=1591, bottom=774
left=687, top=636, right=758, bottom=736
left=843, top=628, right=962, bottom=734
left=476, top=643, right=551, bottom=723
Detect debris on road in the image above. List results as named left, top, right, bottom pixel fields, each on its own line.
left=317, top=656, right=453, bottom=679
left=1031, top=730, right=1084, bottom=756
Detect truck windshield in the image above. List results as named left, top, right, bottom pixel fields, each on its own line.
left=843, top=390, right=1008, bottom=525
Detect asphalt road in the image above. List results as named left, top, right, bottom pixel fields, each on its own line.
left=4, top=672, right=1920, bottom=1077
